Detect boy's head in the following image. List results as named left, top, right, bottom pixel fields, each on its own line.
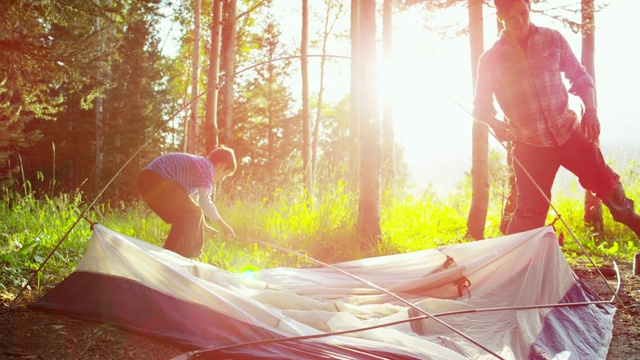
left=207, top=146, right=237, bottom=180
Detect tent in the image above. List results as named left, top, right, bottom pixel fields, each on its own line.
left=31, top=224, right=615, bottom=359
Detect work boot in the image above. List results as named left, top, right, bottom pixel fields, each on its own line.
left=603, top=185, right=640, bottom=239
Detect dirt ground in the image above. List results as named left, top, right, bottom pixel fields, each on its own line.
left=1, top=262, right=638, bottom=360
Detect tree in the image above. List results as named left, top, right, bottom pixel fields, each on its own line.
left=232, top=18, right=298, bottom=188
left=381, top=0, right=396, bottom=190
left=101, top=3, right=171, bottom=199
left=10, top=1, right=174, bottom=198
left=466, top=0, right=488, bottom=240
left=220, top=0, right=237, bottom=145
left=204, top=0, right=223, bottom=153
left=187, top=0, right=201, bottom=153
left=581, top=0, right=604, bottom=239
left=349, top=0, right=360, bottom=192
left=311, top=0, right=347, bottom=188
left=302, top=0, right=312, bottom=194
left=356, top=0, right=382, bottom=247
left=0, top=0, right=116, bottom=185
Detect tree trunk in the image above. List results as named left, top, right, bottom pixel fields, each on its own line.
left=220, top=0, right=237, bottom=145
left=94, top=13, right=104, bottom=190
left=301, top=0, right=312, bottom=194
left=500, top=141, right=518, bottom=234
left=492, top=18, right=517, bottom=234
left=187, top=0, right=201, bottom=153
left=204, top=0, right=222, bottom=154
left=381, top=0, right=395, bottom=191
left=356, top=0, right=381, bottom=248
left=312, top=1, right=343, bottom=186
left=311, top=0, right=329, bottom=189
left=581, top=0, right=604, bottom=239
left=349, top=0, right=360, bottom=192
left=466, top=0, right=489, bottom=240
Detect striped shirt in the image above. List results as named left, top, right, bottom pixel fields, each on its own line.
left=473, top=25, right=594, bottom=147
left=144, top=152, right=221, bottom=220
left=144, top=153, right=214, bottom=195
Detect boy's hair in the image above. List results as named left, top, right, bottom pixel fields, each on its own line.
left=495, top=0, right=530, bottom=14
left=207, top=146, right=237, bottom=174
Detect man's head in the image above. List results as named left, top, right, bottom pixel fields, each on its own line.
left=207, top=146, right=237, bottom=181
left=495, top=0, right=532, bottom=42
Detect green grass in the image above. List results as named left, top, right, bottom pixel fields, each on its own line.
left=1, top=168, right=639, bottom=302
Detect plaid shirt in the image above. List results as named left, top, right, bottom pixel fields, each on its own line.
left=473, top=25, right=594, bottom=146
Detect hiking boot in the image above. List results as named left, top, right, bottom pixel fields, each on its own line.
left=603, top=185, right=640, bottom=239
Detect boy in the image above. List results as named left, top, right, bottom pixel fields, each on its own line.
left=137, top=146, right=237, bottom=257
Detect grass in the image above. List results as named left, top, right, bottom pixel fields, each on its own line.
left=1, top=167, right=639, bottom=302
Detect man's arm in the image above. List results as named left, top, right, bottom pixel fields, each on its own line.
left=574, top=85, right=600, bottom=143
left=472, top=53, right=516, bottom=142
left=557, top=31, right=599, bottom=142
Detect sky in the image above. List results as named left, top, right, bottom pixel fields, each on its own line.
left=159, top=0, right=640, bottom=195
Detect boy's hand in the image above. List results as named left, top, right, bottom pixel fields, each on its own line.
left=204, top=225, right=219, bottom=238
left=223, top=225, right=236, bottom=239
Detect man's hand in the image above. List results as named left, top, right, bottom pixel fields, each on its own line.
left=488, top=120, right=516, bottom=142
left=581, top=109, right=600, bottom=143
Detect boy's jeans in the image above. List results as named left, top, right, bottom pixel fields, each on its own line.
left=137, top=169, right=204, bottom=257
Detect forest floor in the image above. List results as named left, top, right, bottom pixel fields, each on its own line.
left=0, top=262, right=638, bottom=360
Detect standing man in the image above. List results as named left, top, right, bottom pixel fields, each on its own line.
left=137, top=146, right=237, bottom=258
left=473, top=0, right=640, bottom=237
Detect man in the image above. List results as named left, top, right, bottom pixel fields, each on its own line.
left=137, top=146, right=237, bottom=258
left=473, top=0, right=640, bottom=237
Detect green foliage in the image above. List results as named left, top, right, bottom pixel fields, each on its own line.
left=3, top=0, right=181, bottom=199
left=0, top=0, right=121, bottom=176
left=2, top=157, right=639, bottom=304
left=0, top=184, right=92, bottom=299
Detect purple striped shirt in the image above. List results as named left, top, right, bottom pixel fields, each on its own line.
left=144, top=153, right=214, bottom=195
left=473, top=25, right=594, bottom=146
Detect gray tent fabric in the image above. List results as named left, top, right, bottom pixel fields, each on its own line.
left=32, top=224, right=615, bottom=359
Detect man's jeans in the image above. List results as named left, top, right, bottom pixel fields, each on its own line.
left=507, top=127, right=639, bottom=237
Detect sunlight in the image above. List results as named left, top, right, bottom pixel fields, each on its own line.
left=384, top=11, right=475, bottom=194
left=384, top=1, right=640, bottom=194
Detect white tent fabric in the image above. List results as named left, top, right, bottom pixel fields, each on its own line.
left=32, top=224, right=615, bottom=360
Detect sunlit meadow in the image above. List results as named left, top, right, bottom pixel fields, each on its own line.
left=1, top=158, right=638, bottom=301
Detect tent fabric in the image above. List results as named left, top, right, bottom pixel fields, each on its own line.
left=31, top=224, right=615, bottom=359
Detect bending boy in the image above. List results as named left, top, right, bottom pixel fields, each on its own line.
left=137, top=146, right=237, bottom=257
